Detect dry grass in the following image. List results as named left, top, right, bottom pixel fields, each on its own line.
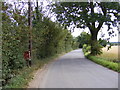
left=88, top=46, right=119, bottom=72
left=97, top=46, right=119, bottom=62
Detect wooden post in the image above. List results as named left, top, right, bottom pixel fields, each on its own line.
left=36, top=0, right=39, bottom=20
left=28, top=0, right=32, bottom=64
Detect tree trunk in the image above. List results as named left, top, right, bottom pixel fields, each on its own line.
left=91, top=30, right=97, bottom=41
left=90, top=29, right=98, bottom=55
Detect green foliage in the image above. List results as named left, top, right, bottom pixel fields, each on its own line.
left=52, top=2, right=120, bottom=37
left=88, top=56, right=119, bottom=72
left=2, top=3, right=28, bottom=85
left=82, top=44, right=91, bottom=57
left=4, top=53, right=63, bottom=88
left=77, top=32, right=91, bottom=48
left=98, top=38, right=108, bottom=47
left=2, top=2, right=79, bottom=87
left=90, top=41, right=103, bottom=55
left=33, top=17, right=75, bottom=58
left=82, top=41, right=103, bottom=56
left=78, top=32, right=103, bottom=55
left=72, top=37, right=79, bottom=50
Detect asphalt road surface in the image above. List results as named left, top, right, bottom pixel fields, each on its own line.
left=28, top=49, right=118, bottom=88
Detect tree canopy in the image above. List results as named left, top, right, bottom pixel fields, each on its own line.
left=52, top=1, right=120, bottom=54
left=77, top=32, right=91, bottom=48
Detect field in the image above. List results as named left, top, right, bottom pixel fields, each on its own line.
left=88, top=46, right=119, bottom=72
left=97, top=46, right=119, bottom=62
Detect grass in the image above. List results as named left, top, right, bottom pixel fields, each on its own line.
left=87, top=46, right=119, bottom=72
left=3, top=52, right=66, bottom=88
left=88, top=55, right=119, bottom=72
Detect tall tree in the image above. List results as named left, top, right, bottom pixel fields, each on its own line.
left=52, top=1, right=120, bottom=55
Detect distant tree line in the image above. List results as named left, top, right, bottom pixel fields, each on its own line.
left=110, top=42, right=120, bottom=46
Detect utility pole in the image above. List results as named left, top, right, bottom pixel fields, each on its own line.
left=28, top=0, right=32, bottom=66
left=36, top=0, right=39, bottom=21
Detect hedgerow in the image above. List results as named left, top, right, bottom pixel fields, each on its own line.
left=2, top=2, right=79, bottom=87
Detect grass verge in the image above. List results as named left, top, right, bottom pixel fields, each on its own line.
left=87, top=55, right=119, bottom=72
left=3, top=52, right=66, bottom=88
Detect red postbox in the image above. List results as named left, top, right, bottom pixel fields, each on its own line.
left=24, top=51, right=30, bottom=60
left=24, top=51, right=31, bottom=67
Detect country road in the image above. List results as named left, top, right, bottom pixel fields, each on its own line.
left=28, top=49, right=118, bottom=88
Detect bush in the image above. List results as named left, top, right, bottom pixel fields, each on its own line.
left=77, top=32, right=91, bottom=48
left=82, top=41, right=103, bottom=60
left=90, top=41, right=103, bottom=55
left=82, top=44, right=91, bottom=57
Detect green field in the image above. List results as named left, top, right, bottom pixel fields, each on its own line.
left=97, top=46, right=119, bottom=62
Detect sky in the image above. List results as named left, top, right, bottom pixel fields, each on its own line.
left=6, top=0, right=119, bottom=42
left=71, top=26, right=119, bottom=42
